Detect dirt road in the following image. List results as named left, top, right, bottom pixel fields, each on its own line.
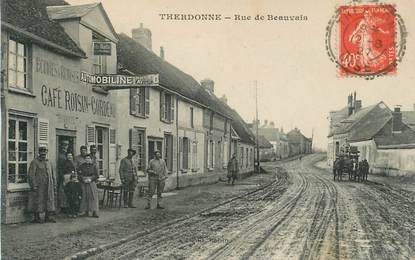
left=86, top=154, right=415, bottom=260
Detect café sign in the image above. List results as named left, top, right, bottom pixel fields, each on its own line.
left=80, top=72, right=159, bottom=90
left=93, top=41, right=112, bottom=56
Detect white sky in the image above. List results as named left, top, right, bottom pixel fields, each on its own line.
left=68, top=0, right=415, bottom=149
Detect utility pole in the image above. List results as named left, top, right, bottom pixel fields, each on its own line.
left=255, top=80, right=260, bottom=174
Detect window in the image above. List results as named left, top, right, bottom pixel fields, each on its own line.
left=192, top=141, right=198, bottom=170
left=208, top=140, right=214, bottom=169
left=92, top=32, right=107, bottom=74
left=130, top=129, right=145, bottom=171
left=8, top=39, right=28, bottom=90
left=130, top=87, right=149, bottom=117
left=190, top=107, right=194, bottom=128
left=240, top=147, right=244, bottom=168
left=160, top=91, right=174, bottom=123
left=164, top=134, right=173, bottom=172
left=246, top=148, right=249, bottom=168
left=8, top=118, right=32, bottom=184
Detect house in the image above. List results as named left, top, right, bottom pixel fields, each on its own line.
left=257, top=135, right=274, bottom=161
left=116, top=31, right=233, bottom=190
left=287, top=128, right=312, bottom=156
left=327, top=94, right=415, bottom=176
left=252, top=120, right=290, bottom=160
left=1, top=0, right=118, bottom=223
left=219, top=96, right=256, bottom=175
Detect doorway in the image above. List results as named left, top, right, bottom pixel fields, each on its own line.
left=148, top=139, right=162, bottom=161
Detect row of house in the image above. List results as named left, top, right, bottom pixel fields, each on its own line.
left=248, top=120, right=312, bottom=161
left=327, top=92, right=415, bottom=176
left=1, top=0, right=256, bottom=223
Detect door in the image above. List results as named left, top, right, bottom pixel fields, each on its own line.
left=164, top=134, right=173, bottom=172
left=95, top=127, right=109, bottom=177
left=148, top=139, right=163, bottom=161
left=182, top=137, right=189, bottom=169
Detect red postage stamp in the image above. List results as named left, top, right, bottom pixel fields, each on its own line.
left=338, top=4, right=396, bottom=77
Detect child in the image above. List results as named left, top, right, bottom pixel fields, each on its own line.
left=64, top=172, right=82, bottom=218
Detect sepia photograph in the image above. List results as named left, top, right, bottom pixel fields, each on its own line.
left=1, top=0, right=414, bottom=259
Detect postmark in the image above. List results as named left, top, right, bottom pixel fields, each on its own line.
left=325, top=2, right=407, bottom=79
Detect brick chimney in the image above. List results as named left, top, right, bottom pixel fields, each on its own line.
left=219, top=94, right=227, bottom=104
left=392, top=106, right=403, bottom=132
left=160, top=46, right=165, bottom=60
left=270, top=121, right=275, bottom=128
left=132, top=23, right=152, bottom=50
left=354, top=100, right=362, bottom=112
left=263, top=120, right=268, bottom=128
left=347, top=93, right=353, bottom=116
left=201, top=79, right=214, bottom=94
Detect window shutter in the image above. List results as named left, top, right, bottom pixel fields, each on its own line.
left=38, top=118, right=49, bottom=148
left=178, top=137, right=183, bottom=169
left=130, top=88, right=137, bottom=116
left=129, top=128, right=141, bottom=171
left=86, top=125, right=95, bottom=147
left=109, top=129, right=117, bottom=178
left=145, top=87, right=150, bottom=116
left=171, top=96, right=175, bottom=121
left=160, top=91, right=165, bottom=121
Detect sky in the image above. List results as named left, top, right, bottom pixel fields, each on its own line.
left=68, top=0, right=415, bottom=149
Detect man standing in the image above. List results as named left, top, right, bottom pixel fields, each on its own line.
left=27, top=146, right=57, bottom=223
left=57, top=140, right=69, bottom=213
left=227, top=153, right=239, bottom=185
left=89, top=145, right=100, bottom=174
left=75, top=145, right=88, bottom=169
left=119, top=149, right=138, bottom=208
left=146, top=150, right=168, bottom=209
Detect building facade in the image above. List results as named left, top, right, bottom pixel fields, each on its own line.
left=1, top=1, right=119, bottom=223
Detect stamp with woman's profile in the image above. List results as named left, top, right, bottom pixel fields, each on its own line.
left=325, top=2, right=407, bottom=79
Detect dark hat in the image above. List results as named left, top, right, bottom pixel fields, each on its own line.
left=80, top=145, right=87, bottom=150
left=154, top=150, right=161, bottom=155
left=127, top=149, right=136, bottom=155
left=90, top=144, right=96, bottom=149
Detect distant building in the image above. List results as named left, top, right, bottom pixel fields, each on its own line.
left=286, top=128, right=312, bottom=156
left=327, top=94, right=415, bottom=176
left=257, top=135, right=274, bottom=161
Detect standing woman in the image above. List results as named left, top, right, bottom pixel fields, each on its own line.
left=78, top=154, right=99, bottom=218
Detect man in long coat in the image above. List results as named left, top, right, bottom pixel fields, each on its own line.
left=119, top=149, right=138, bottom=208
left=57, top=140, right=69, bottom=212
left=28, top=146, right=56, bottom=223
left=227, top=153, right=239, bottom=185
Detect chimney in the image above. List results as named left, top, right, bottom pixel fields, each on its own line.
left=201, top=79, right=214, bottom=94
left=347, top=93, right=353, bottom=116
left=270, top=121, right=275, bottom=128
left=263, top=120, right=268, bottom=127
left=354, top=100, right=362, bottom=113
left=219, top=94, right=227, bottom=104
left=132, top=23, right=152, bottom=50
left=160, top=46, right=165, bottom=60
left=392, top=106, right=402, bottom=132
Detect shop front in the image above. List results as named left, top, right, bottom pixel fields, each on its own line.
left=2, top=42, right=118, bottom=223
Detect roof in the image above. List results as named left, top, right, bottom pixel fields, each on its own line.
left=47, top=3, right=99, bottom=19
left=257, top=135, right=273, bottom=148
left=2, top=0, right=85, bottom=58
left=348, top=102, right=392, bottom=142
left=287, top=128, right=311, bottom=144
left=47, top=2, right=118, bottom=42
left=403, top=111, right=415, bottom=131
left=374, top=130, right=415, bottom=147
left=117, top=33, right=232, bottom=119
left=227, top=107, right=256, bottom=145
left=258, top=128, right=279, bottom=142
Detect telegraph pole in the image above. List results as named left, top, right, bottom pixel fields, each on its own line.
left=255, top=80, right=260, bottom=174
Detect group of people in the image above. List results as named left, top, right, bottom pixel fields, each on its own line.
left=27, top=141, right=170, bottom=223
left=333, top=156, right=370, bottom=182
